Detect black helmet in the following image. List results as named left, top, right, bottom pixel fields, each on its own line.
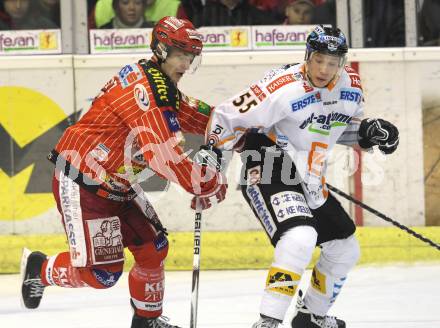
left=305, top=25, right=348, bottom=59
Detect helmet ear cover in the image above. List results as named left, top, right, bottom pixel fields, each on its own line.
left=154, top=42, right=169, bottom=61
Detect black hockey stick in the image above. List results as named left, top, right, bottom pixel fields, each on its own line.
left=190, top=200, right=202, bottom=328
left=326, top=183, right=440, bottom=251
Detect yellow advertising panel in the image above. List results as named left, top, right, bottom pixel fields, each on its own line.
left=0, top=56, right=74, bottom=233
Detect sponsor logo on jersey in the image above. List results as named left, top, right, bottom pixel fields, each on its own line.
left=59, top=172, right=88, bottom=267
left=197, top=100, right=211, bottom=116
left=302, top=81, right=314, bottom=93
left=275, top=134, right=289, bottom=149
left=134, top=83, right=150, bottom=111
left=162, top=110, right=180, bottom=132
left=87, top=216, right=124, bottom=265
left=350, top=74, right=362, bottom=89
left=345, top=66, right=362, bottom=90
left=270, top=191, right=312, bottom=222
left=154, top=233, right=168, bottom=251
left=92, top=268, right=122, bottom=288
left=323, top=100, right=338, bottom=106
left=142, top=265, right=164, bottom=305
left=290, top=91, right=322, bottom=112
left=60, top=177, right=80, bottom=249
left=50, top=266, right=70, bottom=287
left=299, top=111, right=352, bottom=135
left=90, top=143, right=110, bottom=162
left=118, top=64, right=142, bottom=89
left=142, top=62, right=178, bottom=109
left=340, top=88, right=362, bottom=104
left=266, top=266, right=301, bottom=296
left=138, top=301, right=163, bottom=311
left=102, top=173, right=129, bottom=192
left=247, top=165, right=261, bottom=185
left=207, top=124, right=224, bottom=146
left=266, top=74, right=295, bottom=94
left=311, top=267, right=327, bottom=294
left=250, top=84, right=267, bottom=101
left=246, top=185, right=276, bottom=237
left=147, top=67, right=169, bottom=102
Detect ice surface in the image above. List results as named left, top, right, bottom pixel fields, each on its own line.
left=1, top=265, right=439, bottom=327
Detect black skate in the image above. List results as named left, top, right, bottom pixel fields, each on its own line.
left=131, top=314, right=182, bottom=328
left=291, top=291, right=345, bottom=328
left=20, top=248, right=47, bottom=309
left=252, top=315, right=281, bottom=328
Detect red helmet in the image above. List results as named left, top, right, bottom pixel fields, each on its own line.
left=151, top=16, right=203, bottom=59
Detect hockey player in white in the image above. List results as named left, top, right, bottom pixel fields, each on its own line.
left=204, top=25, right=399, bottom=328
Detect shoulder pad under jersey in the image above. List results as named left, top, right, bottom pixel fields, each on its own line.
left=259, top=63, right=301, bottom=83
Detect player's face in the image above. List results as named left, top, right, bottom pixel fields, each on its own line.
left=4, top=0, right=30, bottom=19
left=161, top=48, right=195, bottom=83
left=115, top=0, right=145, bottom=26
left=307, top=52, right=341, bottom=88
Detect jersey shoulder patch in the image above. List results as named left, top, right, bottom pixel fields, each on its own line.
left=343, top=66, right=363, bottom=90
left=117, top=63, right=143, bottom=89
left=265, top=73, right=297, bottom=94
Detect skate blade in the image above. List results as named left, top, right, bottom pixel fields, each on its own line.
left=20, top=248, right=31, bottom=309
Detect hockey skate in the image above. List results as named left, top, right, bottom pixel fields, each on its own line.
left=20, top=248, right=47, bottom=309
left=291, top=291, right=345, bottom=328
left=252, top=315, right=281, bottom=328
left=131, top=314, right=182, bottom=328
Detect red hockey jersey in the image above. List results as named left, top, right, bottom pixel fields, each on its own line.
left=50, top=59, right=214, bottom=201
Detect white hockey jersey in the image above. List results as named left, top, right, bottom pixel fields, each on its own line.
left=206, top=63, right=364, bottom=209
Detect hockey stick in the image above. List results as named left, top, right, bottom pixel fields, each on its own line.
left=326, top=183, right=440, bottom=251
left=190, top=199, right=202, bottom=328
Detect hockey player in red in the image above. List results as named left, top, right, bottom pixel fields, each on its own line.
left=20, top=16, right=227, bottom=328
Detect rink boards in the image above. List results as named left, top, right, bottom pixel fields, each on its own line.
left=0, top=227, right=439, bottom=273
left=1, top=49, right=440, bottom=269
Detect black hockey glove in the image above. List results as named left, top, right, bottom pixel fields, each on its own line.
left=358, top=118, right=399, bottom=154
left=193, top=145, right=224, bottom=171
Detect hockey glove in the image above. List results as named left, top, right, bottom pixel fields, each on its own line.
left=190, top=174, right=227, bottom=210
left=191, top=145, right=227, bottom=210
left=358, top=118, right=399, bottom=154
